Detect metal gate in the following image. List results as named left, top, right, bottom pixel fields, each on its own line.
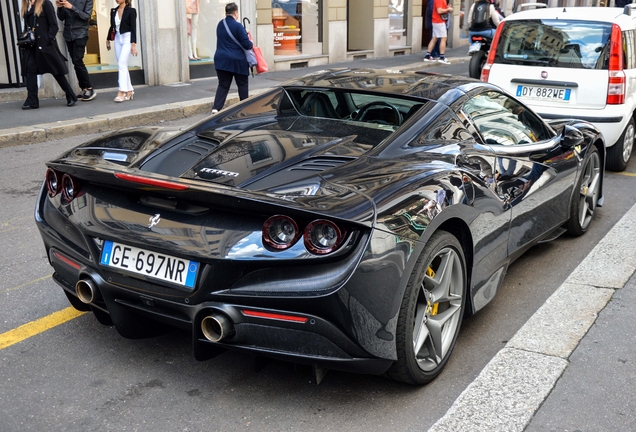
left=1, top=0, right=22, bottom=88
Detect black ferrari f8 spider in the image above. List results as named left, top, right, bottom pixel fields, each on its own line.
left=35, top=70, right=604, bottom=384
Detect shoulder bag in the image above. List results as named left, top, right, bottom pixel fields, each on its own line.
left=17, top=13, right=36, bottom=48
left=222, top=19, right=257, bottom=69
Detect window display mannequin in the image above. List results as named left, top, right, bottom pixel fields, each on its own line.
left=186, top=0, right=200, bottom=60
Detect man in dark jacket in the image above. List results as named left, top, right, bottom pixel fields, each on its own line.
left=56, top=0, right=96, bottom=101
left=211, top=2, right=253, bottom=113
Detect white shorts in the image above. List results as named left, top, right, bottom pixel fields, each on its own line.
left=432, top=23, right=447, bottom=38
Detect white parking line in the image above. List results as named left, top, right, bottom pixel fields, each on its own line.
left=429, top=202, right=636, bottom=432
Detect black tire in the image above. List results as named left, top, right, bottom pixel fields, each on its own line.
left=386, top=231, right=467, bottom=385
left=469, top=50, right=487, bottom=79
left=565, top=146, right=601, bottom=236
left=607, top=117, right=634, bottom=172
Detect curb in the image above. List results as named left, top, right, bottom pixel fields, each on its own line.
left=0, top=57, right=470, bottom=148
left=0, top=96, right=216, bottom=149
left=428, top=202, right=636, bottom=432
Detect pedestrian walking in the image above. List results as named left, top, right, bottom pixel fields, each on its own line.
left=423, top=0, right=453, bottom=64
left=425, top=0, right=441, bottom=59
left=56, top=0, right=96, bottom=101
left=106, top=0, right=137, bottom=103
left=211, top=2, right=252, bottom=114
left=20, top=0, right=78, bottom=109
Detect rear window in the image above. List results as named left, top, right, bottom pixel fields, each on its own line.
left=494, top=20, right=612, bottom=69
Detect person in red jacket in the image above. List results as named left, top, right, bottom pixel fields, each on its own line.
left=423, top=0, right=453, bottom=64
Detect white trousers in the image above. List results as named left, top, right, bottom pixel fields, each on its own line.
left=188, top=13, right=199, bottom=58
left=114, top=31, right=134, bottom=92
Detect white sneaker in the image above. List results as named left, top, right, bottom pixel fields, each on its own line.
left=211, top=109, right=219, bottom=114
left=438, top=57, right=450, bottom=65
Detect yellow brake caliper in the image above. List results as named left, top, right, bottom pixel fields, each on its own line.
left=426, top=267, right=439, bottom=316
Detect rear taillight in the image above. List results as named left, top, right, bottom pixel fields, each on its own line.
left=46, top=169, right=82, bottom=202
left=304, top=219, right=344, bottom=255
left=262, top=215, right=347, bottom=255
left=262, top=215, right=300, bottom=250
left=61, top=173, right=80, bottom=202
left=608, top=23, right=625, bottom=105
left=45, top=168, right=60, bottom=197
left=480, top=22, right=505, bottom=82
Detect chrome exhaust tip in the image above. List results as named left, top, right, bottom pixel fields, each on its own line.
left=201, top=313, right=234, bottom=342
left=75, top=278, right=99, bottom=304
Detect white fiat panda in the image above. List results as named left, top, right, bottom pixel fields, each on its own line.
left=482, top=6, right=636, bottom=171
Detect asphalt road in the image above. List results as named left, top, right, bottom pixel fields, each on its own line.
left=1, top=106, right=635, bottom=431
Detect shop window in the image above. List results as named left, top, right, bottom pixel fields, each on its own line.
left=272, top=0, right=323, bottom=56
left=389, top=0, right=408, bottom=47
left=89, top=0, right=143, bottom=76
left=185, top=0, right=225, bottom=65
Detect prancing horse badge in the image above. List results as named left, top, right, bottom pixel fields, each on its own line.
left=148, top=213, right=161, bottom=229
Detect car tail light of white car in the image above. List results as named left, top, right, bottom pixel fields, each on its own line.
left=608, top=23, right=626, bottom=105
left=480, top=22, right=505, bottom=82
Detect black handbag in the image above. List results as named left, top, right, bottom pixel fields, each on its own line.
left=17, top=14, right=36, bottom=48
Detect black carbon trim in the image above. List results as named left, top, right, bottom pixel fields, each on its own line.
left=511, top=79, right=578, bottom=87
left=538, top=113, right=623, bottom=123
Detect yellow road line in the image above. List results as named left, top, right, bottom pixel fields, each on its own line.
left=1, top=275, right=51, bottom=295
left=616, top=172, right=636, bottom=177
left=0, top=307, right=85, bottom=350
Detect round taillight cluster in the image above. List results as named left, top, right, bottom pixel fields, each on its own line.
left=45, top=169, right=81, bottom=202
left=262, top=215, right=346, bottom=255
left=45, top=168, right=60, bottom=197
left=304, top=220, right=343, bottom=255
left=263, top=215, right=300, bottom=250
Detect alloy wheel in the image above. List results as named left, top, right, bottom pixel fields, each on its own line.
left=578, top=151, right=601, bottom=231
left=623, top=122, right=634, bottom=164
left=412, top=247, right=464, bottom=372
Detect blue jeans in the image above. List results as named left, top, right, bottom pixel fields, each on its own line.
left=469, top=28, right=496, bottom=40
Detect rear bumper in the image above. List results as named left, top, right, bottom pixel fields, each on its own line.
left=39, top=211, right=394, bottom=376
left=49, top=257, right=393, bottom=375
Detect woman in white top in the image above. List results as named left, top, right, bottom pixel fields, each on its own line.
left=105, top=0, right=138, bottom=102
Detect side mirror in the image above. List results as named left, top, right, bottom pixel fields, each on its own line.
left=561, top=124, right=584, bottom=149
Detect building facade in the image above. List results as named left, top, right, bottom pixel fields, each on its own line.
left=0, top=0, right=609, bottom=95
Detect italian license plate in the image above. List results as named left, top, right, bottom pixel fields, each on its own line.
left=516, top=85, right=571, bottom=102
left=468, top=42, right=482, bottom=54
left=100, top=240, right=199, bottom=288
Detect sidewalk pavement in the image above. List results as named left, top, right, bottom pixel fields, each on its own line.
left=429, top=202, right=636, bottom=431
left=3, top=44, right=636, bottom=431
left=0, top=46, right=470, bottom=148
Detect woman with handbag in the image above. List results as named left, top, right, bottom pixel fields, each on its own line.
left=105, top=0, right=138, bottom=103
left=19, top=0, right=78, bottom=109
left=211, top=2, right=252, bottom=114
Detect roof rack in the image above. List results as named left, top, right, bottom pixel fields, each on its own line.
left=514, top=2, right=547, bottom=13
left=624, top=4, right=636, bottom=16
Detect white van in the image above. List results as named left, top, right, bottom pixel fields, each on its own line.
left=482, top=6, right=636, bottom=171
